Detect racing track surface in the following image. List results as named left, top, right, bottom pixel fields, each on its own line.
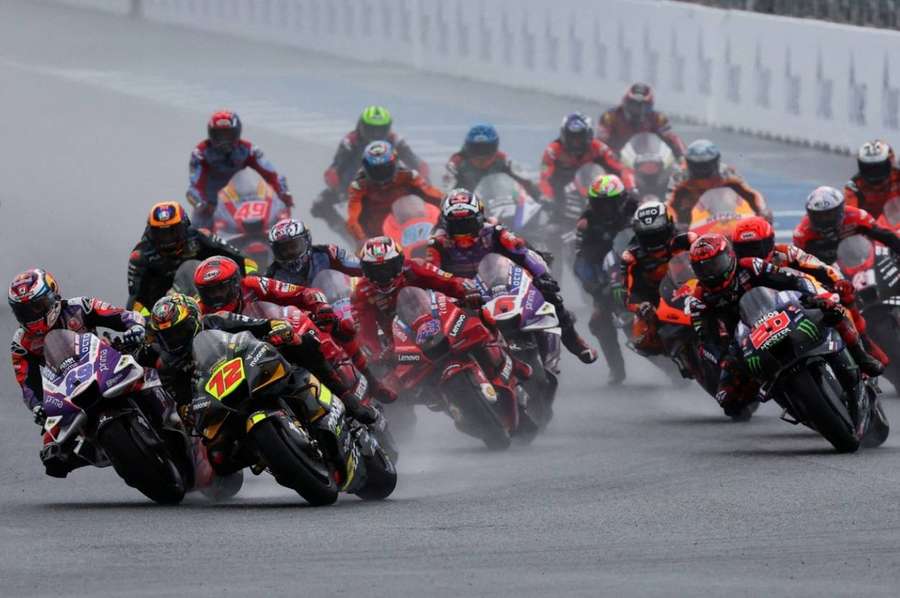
left=2, top=3, right=900, bottom=597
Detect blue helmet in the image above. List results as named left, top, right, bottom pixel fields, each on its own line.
left=560, top=112, right=593, bottom=154
left=362, top=140, right=397, bottom=183
left=464, top=124, right=499, bottom=158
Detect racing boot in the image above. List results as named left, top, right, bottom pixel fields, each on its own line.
left=559, top=310, right=598, bottom=364
left=848, top=342, right=884, bottom=378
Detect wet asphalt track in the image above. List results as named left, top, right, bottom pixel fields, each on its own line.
left=2, top=3, right=900, bottom=597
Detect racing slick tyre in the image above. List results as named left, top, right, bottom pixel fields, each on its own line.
left=862, top=392, right=890, bottom=449
left=355, top=447, right=398, bottom=501
left=518, top=347, right=555, bottom=430
left=786, top=361, right=860, bottom=453
left=97, top=412, right=187, bottom=505
left=445, top=373, right=511, bottom=451
left=250, top=414, right=339, bottom=506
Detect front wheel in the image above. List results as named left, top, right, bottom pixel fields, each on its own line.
left=355, top=444, right=397, bottom=501
left=97, top=412, right=187, bottom=505
left=783, top=361, right=860, bottom=453
left=249, top=415, right=338, bottom=506
left=442, top=372, right=511, bottom=451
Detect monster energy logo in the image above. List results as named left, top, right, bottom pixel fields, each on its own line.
left=797, top=320, right=819, bottom=340
left=746, top=355, right=762, bottom=375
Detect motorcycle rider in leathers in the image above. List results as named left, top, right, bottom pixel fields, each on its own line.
left=733, top=216, right=890, bottom=367
left=687, top=233, right=884, bottom=417
left=666, top=139, right=770, bottom=227
left=792, top=186, right=900, bottom=265
left=265, top=218, right=362, bottom=285
left=620, top=201, right=696, bottom=355
left=315, top=105, right=430, bottom=214
left=596, top=83, right=686, bottom=159
left=9, top=269, right=146, bottom=442
left=443, top=124, right=543, bottom=198
left=346, top=141, right=443, bottom=242
left=427, top=189, right=598, bottom=364
left=538, top=112, right=637, bottom=211
left=573, top=175, right=640, bottom=383
left=187, top=110, right=293, bottom=226
left=845, top=140, right=900, bottom=219
left=127, top=201, right=255, bottom=313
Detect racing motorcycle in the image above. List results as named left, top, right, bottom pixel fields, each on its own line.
left=620, top=132, right=676, bottom=202
left=39, top=329, right=192, bottom=504
left=736, top=287, right=889, bottom=452
left=213, top=170, right=291, bottom=269
left=476, top=253, right=559, bottom=428
left=561, top=163, right=608, bottom=272
left=190, top=329, right=397, bottom=505
left=836, top=234, right=900, bottom=391
left=389, top=287, right=537, bottom=449
left=382, top=195, right=440, bottom=258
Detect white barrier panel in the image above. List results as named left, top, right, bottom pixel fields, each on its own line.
left=50, top=0, right=900, bottom=152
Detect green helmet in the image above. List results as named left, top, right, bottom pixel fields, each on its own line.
left=358, top=105, right=393, bottom=142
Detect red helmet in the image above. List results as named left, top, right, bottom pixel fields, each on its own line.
left=207, top=110, right=242, bottom=151
left=8, top=269, right=61, bottom=335
left=623, top=83, right=654, bottom=123
left=194, top=256, right=243, bottom=313
left=690, top=233, right=737, bottom=291
left=732, top=217, right=775, bottom=260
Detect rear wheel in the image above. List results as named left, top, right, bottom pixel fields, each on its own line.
left=444, top=373, right=511, bottom=451
left=249, top=415, right=338, bottom=506
left=97, top=412, right=187, bottom=505
left=784, top=362, right=860, bottom=453
left=518, top=346, right=554, bottom=429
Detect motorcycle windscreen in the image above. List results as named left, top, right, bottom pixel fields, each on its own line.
left=395, top=287, right=436, bottom=329
left=659, top=252, right=696, bottom=299
left=43, top=329, right=85, bottom=375
left=475, top=173, right=539, bottom=229
left=882, top=197, right=900, bottom=228
left=738, top=286, right=784, bottom=326
left=476, top=253, right=519, bottom=296
left=836, top=234, right=874, bottom=271
left=390, top=195, right=429, bottom=224
left=573, top=163, right=607, bottom=197
left=171, top=259, right=201, bottom=298
left=193, top=330, right=285, bottom=396
left=310, top=269, right=354, bottom=316
left=695, top=187, right=745, bottom=220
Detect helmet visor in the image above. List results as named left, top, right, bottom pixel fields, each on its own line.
left=11, top=294, right=56, bottom=327
left=209, top=126, right=239, bottom=150
left=733, top=237, right=773, bottom=260
left=635, top=227, right=671, bottom=251
left=362, top=256, right=403, bottom=286
left=808, top=205, right=844, bottom=233
left=693, top=251, right=735, bottom=288
left=360, top=123, right=391, bottom=142
left=149, top=225, right=186, bottom=254
left=860, top=160, right=892, bottom=185
left=687, top=158, right=718, bottom=179
left=272, top=236, right=310, bottom=264
left=563, top=129, right=589, bottom=154
left=157, top=321, right=197, bottom=355
left=624, top=98, right=651, bottom=121
left=446, top=215, right=482, bottom=238
left=364, top=160, right=396, bottom=183
left=198, top=280, right=240, bottom=311
left=466, top=139, right=499, bottom=158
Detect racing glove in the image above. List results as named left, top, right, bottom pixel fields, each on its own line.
left=464, top=290, right=485, bottom=309
left=32, top=405, right=46, bottom=426
left=309, top=303, right=339, bottom=335
left=280, top=191, right=295, bottom=208
left=116, top=325, right=146, bottom=350
left=265, top=320, right=300, bottom=346
left=534, top=273, right=561, bottom=300
left=324, top=167, right=341, bottom=190
left=637, top=301, right=657, bottom=322
left=833, top=279, right=855, bottom=305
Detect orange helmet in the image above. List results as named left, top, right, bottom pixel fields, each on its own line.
left=732, top=217, right=774, bottom=260
left=147, top=201, right=190, bottom=257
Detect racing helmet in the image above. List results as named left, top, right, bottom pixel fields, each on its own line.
left=268, top=218, right=312, bottom=273
left=357, top=105, right=393, bottom=143
left=441, top=188, right=485, bottom=248
left=690, top=233, right=737, bottom=291
left=685, top=139, right=721, bottom=179
left=360, top=236, right=405, bottom=291
left=623, top=83, right=655, bottom=123
left=464, top=124, right=500, bottom=167
left=147, top=201, right=190, bottom=257
left=857, top=140, right=894, bottom=185
left=732, top=216, right=775, bottom=260
left=207, top=110, right=242, bottom=151
left=362, top=140, right=398, bottom=184
left=560, top=112, right=593, bottom=155
left=193, top=256, right=243, bottom=313
left=149, top=294, right=202, bottom=357
left=8, top=269, right=61, bottom=335
left=587, top=174, right=627, bottom=221
left=632, top=200, right=675, bottom=252
left=805, top=186, right=845, bottom=235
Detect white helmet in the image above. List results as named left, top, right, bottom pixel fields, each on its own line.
left=805, top=186, right=845, bottom=234
left=857, top=140, right=894, bottom=184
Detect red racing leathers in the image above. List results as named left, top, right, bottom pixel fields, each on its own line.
left=351, top=258, right=472, bottom=355
left=792, top=205, right=900, bottom=265
left=667, top=172, right=768, bottom=227
left=11, top=298, right=144, bottom=412
left=538, top=138, right=636, bottom=201
left=844, top=168, right=900, bottom=219
left=187, top=139, right=292, bottom=213
left=346, top=168, right=443, bottom=242
left=596, top=106, right=686, bottom=158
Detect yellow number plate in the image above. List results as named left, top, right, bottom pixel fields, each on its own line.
left=204, top=357, right=246, bottom=400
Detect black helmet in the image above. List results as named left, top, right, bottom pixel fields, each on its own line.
left=632, top=200, right=674, bottom=252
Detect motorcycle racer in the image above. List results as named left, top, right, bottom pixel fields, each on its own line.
left=265, top=218, right=362, bottom=285
left=793, top=186, right=900, bottom=264
left=9, top=269, right=145, bottom=423
left=443, top=124, right=543, bottom=199
left=346, top=141, right=443, bottom=242
left=127, top=201, right=254, bottom=313
left=687, top=233, right=883, bottom=416
left=538, top=112, right=637, bottom=204
left=427, top=189, right=598, bottom=364
left=596, top=83, right=686, bottom=159
left=187, top=110, right=293, bottom=224
left=573, top=175, right=640, bottom=382
left=667, top=140, right=770, bottom=226
left=620, top=201, right=695, bottom=355
left=844, top=140, right=900, bottom=219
